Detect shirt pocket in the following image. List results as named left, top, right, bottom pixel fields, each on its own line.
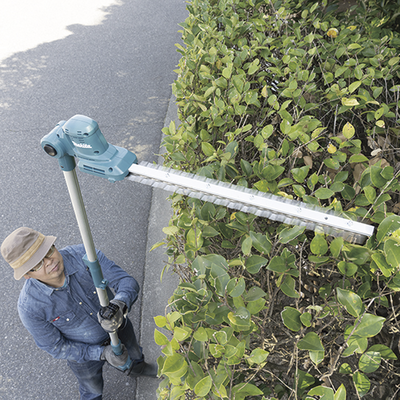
left=50, top=311, right=76, bottom=326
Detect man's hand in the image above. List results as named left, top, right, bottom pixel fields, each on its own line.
left=97, top=299, right=127, bottom=332
left=101, top=344, right=129, bottom=368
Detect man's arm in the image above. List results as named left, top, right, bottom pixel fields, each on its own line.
left=96, top=249, right=140, bottom=311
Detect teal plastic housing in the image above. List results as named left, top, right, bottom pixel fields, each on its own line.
left=41, top=115, right=138, bottom=182
left=82, top=255, right=109, bottom=290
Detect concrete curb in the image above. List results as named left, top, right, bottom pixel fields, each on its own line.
left=136, top=94, right=179, bottom=398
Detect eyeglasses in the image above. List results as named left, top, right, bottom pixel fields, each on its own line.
left=30, top=245, right=56, bottom=272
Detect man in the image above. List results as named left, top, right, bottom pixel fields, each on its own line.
left=1, top=227, right=157, bottom=400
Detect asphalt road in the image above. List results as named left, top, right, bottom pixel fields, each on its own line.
left=0, top=1, right=187, bottom=398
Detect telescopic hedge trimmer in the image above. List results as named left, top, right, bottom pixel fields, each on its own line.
left=41, top=115, right=375, bottom=370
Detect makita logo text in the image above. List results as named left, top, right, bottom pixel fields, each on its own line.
left=72, top=141, right=92, bottom=149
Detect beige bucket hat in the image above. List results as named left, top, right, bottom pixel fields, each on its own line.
left=1, top=227, right=56, bottom=280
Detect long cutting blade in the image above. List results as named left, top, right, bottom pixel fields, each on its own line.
left=127, top=162, right=375, bottom=244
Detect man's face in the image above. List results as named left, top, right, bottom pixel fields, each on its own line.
left=24, top=247, right=65, bottom=287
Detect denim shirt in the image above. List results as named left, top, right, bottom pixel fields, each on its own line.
left=18, top=245, right=140, bottom=363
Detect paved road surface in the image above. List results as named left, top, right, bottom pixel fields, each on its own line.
left=0, top=1, right=186, bottom=398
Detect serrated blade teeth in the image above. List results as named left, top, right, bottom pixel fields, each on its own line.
left=127, top=162, right=375, bottom=244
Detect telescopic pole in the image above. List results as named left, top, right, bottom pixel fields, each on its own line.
left=62, top=163, right=131, bottom=371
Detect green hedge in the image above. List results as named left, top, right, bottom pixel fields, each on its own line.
left=155, top=0, right=400, bottom=398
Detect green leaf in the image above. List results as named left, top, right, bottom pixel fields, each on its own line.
left=343, top=244, right=371, bottom=265
left=193, top=327, right=208, bottom=342
left=353, top=371, right=370, bottom=397
left=214, top=330, right=228, bottom=345
left=342, top=97, right=359, bottom=106
left=297, top=332, right=324, bottom=351
left=279, top=275, right=299, bottom=298
left=334, top=384, right=347, bottom=400
left=335, top=65, right=348, bottom=78
left=281, top=119, right=292, bottom=134
left=174, top=326, right=192, bottom=341
left=248, top=58, right=260, bottom=75
left=353, top=313, right=386, bottom=337
left=154, top=329, right=169, bottom=346
left=349, top=154, right=369, bottom=163
left=375, top=107, right=384, bottom=120
left=300, top=312, right=312, bottom=327
left=364, top=185, right=376, bottom=203
left=349, top=81, right=362, bottom=93
left=342, top=122, right=355, bottom=139
left=291, top=165, right=310, bottom=183
left=310, top=234, right=328, bottom=255
left=381, top=166, right=393, bottom=180
left=211, top=262, right=230, bottom=296
left=247, top=348, right=269, bottom=365
left=186, top=361, right=205, bottom=390
left=342, top=335, right=368, bottom=357
left=201, top=142, right=215, bottom=157
left=310, top=350, right=324, bottom=365
left=370, top=165, right=388, bottom=188
left=348, top=42, right=362, bottom=50
left=162, top=226, right=179, bottom=235
left=329, top=182, right=345, bottom=192
left=187, top=228, right=203, bottom=250
left=200, top=202, right=216, bottom=221
left=247, top=297, right=266, bottom=314
left=249, top=231, right=272, bottom=254
left=330, top=237, right=344, bottom=257
left=281, top=307, right=302, bottom=331
left=354, top=65, right=363, bottom=79
left=245, top=255, right=268, bottom=274
left=254, top=179, right=269, bottom=192
left=308, top=386, right=333, bottom=400
left=227, top=277, right=246, bottom=297
left=202, top=226, right=219, bottom=238
left=337, top=261, right=358, bottom=277
left=297, top=370, right=315, bottom=395
left=315, top=188, right=334, bottom=199
left=377, top=215, right=400, bottom=242
left=228, top=307, right=251, bottom=329
left=359, top=351, right=381, bottom=373
left=336, top=288, right=363, bottom=317
left=324, top=157, right=340, bottom=170
left=231, top=383, right=263, bottom=400
left=241, top=159, right=253, bottom=176
left=339, top=363, right=352, bottom=374
left=368, top=344, right=397, bottom=360
left=209, top=343, right=224, bottom=357
left=194, top=375, right=212, bottom=397
left=244, top=286, right=267, bottom=302
left=241, top=236, right=252, bottom=256
left=384, top=238, right=400, bottom=268
left=154, top=315, right=167, bottom=328
left=341, top=184, right=355, bottom=200
left=267, top=255, right=287, bottom=273
left=279, top=225, right=306, bottom=244
left=319, top=284, right=331, bottom=299
left=162, top=353, right=186, bottom=374
left=389, top=56, right=400, bottom=66
left=222, top=63, right=233, bottom=79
